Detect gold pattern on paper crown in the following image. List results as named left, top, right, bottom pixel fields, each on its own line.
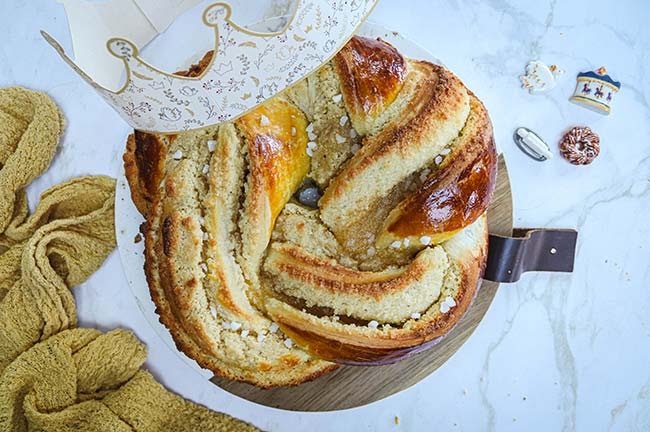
left=42, top=0, right=377, bottom=134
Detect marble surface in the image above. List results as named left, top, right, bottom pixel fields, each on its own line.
left=2, top=0, right=649, bottom=430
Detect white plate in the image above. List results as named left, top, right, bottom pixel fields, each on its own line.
left=115, top=19, right=443, bottom=382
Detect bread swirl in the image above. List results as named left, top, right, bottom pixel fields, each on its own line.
left=124, top=36, right=497, bottom=387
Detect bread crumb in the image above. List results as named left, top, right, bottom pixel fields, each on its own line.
left=394, top=415, right=400, bottom=425
left=134, top=233, right=142, bottom=243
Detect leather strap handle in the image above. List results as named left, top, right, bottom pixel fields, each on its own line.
left=484, top=229, right=578, bottom=283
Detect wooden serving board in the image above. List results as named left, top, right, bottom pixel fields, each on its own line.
left=211, top=154, right=513, bottom=411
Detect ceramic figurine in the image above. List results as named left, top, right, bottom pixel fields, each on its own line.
left=520, top=60, right=565, bottom=94
left=569, top=66, right=621, bottom=115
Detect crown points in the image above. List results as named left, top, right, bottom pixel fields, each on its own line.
left=107, top=38, right=138, bottom=59
left=203, top=3, right=231, bottom=27
left=46, top=0, right=378, bottom=133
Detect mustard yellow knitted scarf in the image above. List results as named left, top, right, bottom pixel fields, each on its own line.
left=0, top=87, right=258, bottom=432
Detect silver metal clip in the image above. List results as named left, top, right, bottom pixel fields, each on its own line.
left=513, top=127, right=553, bottom=161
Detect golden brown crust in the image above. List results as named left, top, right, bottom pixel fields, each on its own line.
left=123, top=131, right=167, bottom=216
left=266, top=242, right=440, bottom=299
left=380, top=95, right=497, bottom=242
left=335, top=36, right=406, bottom=120
left=123, top=37, right=496, bottom=386
left=334, top=61, right=467, bottom=178
left=123, top=53, right=214, bottom=218
left=319, top=58, right=471, bottom=256
left=145, top=189, right=338, bottom=387
left=128, top=57, right=336, bottom=386
left=266, top=216, right=488, bottom=364
left=235, top=99, right=310, bottom=229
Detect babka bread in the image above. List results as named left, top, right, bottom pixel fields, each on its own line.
left=124, top=36, right=497, bottom=387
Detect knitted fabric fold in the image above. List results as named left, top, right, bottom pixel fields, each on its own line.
left=0, top=176, right=117, bottom=371
left=0, top=88, right=258, bottom=431
left=0, top=87, right=63, bottom=234
left=1, top=329, right=257, bottom=432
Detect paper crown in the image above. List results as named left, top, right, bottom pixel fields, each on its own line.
left=42, top=0, right=377, bottom=133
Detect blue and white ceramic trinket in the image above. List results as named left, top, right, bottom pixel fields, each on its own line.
left=569, top=66, right=620, bottom=115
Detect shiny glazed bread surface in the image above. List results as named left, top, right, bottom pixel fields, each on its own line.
left=123, top=36, right=497, bottom=387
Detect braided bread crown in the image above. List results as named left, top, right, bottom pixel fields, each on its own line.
left=124, top=36, right=497, bottom=387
